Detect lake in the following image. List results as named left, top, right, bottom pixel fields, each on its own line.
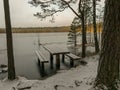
left=0, top=32, right=97, bottom=80
left=0, top=33, right=70, bottom=80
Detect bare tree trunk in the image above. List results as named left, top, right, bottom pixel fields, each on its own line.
left=98, top=23, right=101, bottom=44
left=89, top=24, right=92, bottom=43
left=95, top=0, right=120, bottom=89
left=81, top=16, right=86, bottom=58
left=74, top=31, right=77, bottom=47
left=3, top=0, right=16, bottom=80
left=93, top=0, right=100, bottom=53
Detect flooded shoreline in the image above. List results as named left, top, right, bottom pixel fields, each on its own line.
left=0, top=33, right=69, bottom=79
left=0, top=32, right=96, bottom=80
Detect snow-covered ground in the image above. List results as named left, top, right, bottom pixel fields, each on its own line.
left=0, top=55, right=99, bottom=90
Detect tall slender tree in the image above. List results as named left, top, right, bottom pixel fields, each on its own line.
left=93, top=0, right=100, bottom=53
left=95, top=0, right=120, bottom=89
left=3, top=0, right=16, bottom=80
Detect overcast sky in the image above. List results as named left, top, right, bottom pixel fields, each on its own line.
left=0, top=0, right=104, bottom=28
left=0, top=0, right=77, bottom=28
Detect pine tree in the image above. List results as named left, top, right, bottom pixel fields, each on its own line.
left=3, top=0, right=16, bottom=80
left=93, top=0, right=100, bottom=53
left=95, top=0, right=120, bottom=89
left=68, top=17, right=80, bottom=47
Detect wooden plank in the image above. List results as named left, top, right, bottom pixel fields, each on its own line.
left=35, top=50, right=48, bottom=77
left=35, top=51, right=44, bottom=62
left=55, top=46, right=70, bottom=54
left=43, top=45, right=70, bottom=55
left=35, top=51, right=49, bottom=63
left=66, top=53, right=81, bottom=60
left=66, top=53, right=81, bottom=67
left=38, top=50, right=49, bottom=62
left=42, top=45, right=55, bottom=54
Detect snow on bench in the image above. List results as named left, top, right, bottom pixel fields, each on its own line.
left=35, top=50, right=49, bottom=63
left=66, top=53, right=81, bottom=67
left=35, top=50, right=49, bottom=76
left=42, top=45, right=70, bottom=70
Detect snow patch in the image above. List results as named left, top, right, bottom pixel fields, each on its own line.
left=0, top=55, right=99, bottom=90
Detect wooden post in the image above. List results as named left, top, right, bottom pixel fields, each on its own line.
left=41, top=62, right=45, bottom=77
left=62, top=54, right=65, bottom=63
left=56, top=54, right=60, bottom=70
left=38, top=58, right=40, bottom=66
left=50, top=54, right=53, bottom=69
left=70, top=59, right=74, bottom=67
left=41, top=62, right=45, bottom=73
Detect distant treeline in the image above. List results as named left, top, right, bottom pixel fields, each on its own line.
left=0, top=26, right=70, bottom=33
left=0, top=23, right=102, bottom=33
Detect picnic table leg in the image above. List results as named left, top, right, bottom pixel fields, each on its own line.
left=56, top=54, right=60, bottom=70
left=41, top=62, right=45, bottom=74
left=70, top=59, right=74, bottom=67
left=38, top=58, right=40, bottom=66
left=62, top=54, right=65, bottom=63
left=41, top=62, right=45, bottom=77
left=50, top=54, right=54, bottom=69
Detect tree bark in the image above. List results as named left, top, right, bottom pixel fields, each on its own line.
left=95, top=0, right=120, bottom=89
left=74, top=28, right=77, bottom=47
left=81, top=16, right=86, bottom=58
left=3, top=0, right=16, bottom=80
left=93, top=0, right=100, bottom=53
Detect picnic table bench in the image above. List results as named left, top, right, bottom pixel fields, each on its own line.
left=66, top=53, right=81, bottom=67
left=42, top=45, right=70, bottom=70
left=35, top=50, right=49, bottom=76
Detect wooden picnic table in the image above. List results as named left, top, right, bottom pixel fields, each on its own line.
left=42, top=45, right=70, bottom=70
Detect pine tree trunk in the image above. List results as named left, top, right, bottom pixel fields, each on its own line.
left=95, top=0, right=120, bottom=89
left=93, top=0, right=100, bottom=53
left=74, top=31, right=77, bottom=47
left=81, top=16, right=86, bottom=58
left=3, top=0, right=16, bottom=80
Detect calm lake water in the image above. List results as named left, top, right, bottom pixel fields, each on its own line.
left=0, top=32, right=97, bottom=80
left=0, top=33, right=69, bottom=80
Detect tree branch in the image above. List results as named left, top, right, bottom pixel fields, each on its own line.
left=61, top=0, right=82, bottom=19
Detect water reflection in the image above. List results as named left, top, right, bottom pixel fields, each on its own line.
left=0, top=33, right=68, bottom=79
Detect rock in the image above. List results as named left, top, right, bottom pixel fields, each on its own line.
left=74, top=80, right=82, bottom=87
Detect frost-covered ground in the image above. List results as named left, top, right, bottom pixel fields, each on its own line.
left=0, top=55, right=99, bottom=90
